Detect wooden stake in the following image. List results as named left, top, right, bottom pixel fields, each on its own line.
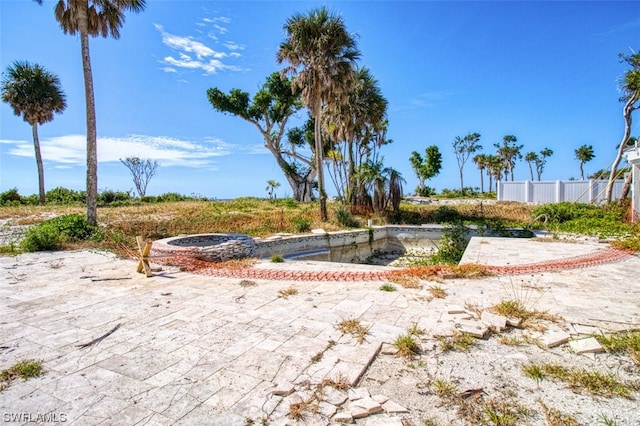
left=136, top=236, right=153, bottom=277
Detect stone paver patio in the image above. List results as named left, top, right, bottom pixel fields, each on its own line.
left=0, top=237, right=639, bottom=424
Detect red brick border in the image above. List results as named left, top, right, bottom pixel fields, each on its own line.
left=156, top=247, right=633, bottom=282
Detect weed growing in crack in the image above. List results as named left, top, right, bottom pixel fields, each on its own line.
left=321, top=371, right=351, bottom=390
left=428, top=284, right=447, bottom=298
left=277, top=286, right=298, bottom=299
left=270, top=253, right=284, bottom=263
left=335, top=317, right=370, bottom=344
left=388, top=275, right=421, bottom=289
left=498, top=334, right=525, bottom=346
left=379, top=283, right=397, bottom=292
left=0, top=359, right=44, bottom=391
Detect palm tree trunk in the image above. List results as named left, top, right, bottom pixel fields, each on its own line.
left=80, top=29, right=98, bottom=226
left=479, top=169, right=484, bottom=193
left=579, top=162, right=584, bottom=180
left=314, top=98, right=327, bottom=221
left=620, top=171, right=632, bottom=203
left=31, top=123, right=45, bottom=205
left=606, top=97, right=635, bottom=203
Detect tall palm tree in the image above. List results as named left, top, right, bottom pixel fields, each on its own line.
left=277, top=7, right=360, bottom=221
left=574, top=144, right=595, bottom=180
left=524, top=152, right=539, bottom=181
left=472, top=153, right=488, bottom=193
left=1, top=61, right=66, bottom=205
left=606, top=51, right=640, bottom=202
left=494, top=135, right=522, bottom=181
left=34, top=0, right=146, bottom=225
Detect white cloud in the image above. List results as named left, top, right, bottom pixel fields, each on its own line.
left=224, top=41, right=245, bottom=51
left=154, top=23, right=242, bottom=75
left=1, top=134, right=235, bottom=168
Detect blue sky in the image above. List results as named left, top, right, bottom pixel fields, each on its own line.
left=1, top=1, right=638, bottom=199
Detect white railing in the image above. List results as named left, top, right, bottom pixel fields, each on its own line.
left=497, top=179, right=625, bottom=204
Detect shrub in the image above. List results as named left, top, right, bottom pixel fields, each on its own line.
left=0, top=188, right=21, bottom=205
left=417, top=186, right=436, bottom=197
left=20, top=214, right=101, bottom=252
left=433, top=206, right=462, bottom=224
left=156, top=192, right=187, bottom=202
left=293, top=217, right=312, bottom=233
left=46, top=187, right=85, bottom=204
left=99, top=189, right=133, bottom=205
left=430, top=224, right=470, bottom=264
left=335, top=206, right=359, bottom=228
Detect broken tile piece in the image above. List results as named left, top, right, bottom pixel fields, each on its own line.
left=538, top=330, right=570, bottom=348
left=569, top=337, right=604, bottom=354
left=457, top=320, right=489, bottom=338
left=333, top=411, right=354, bottom=423
left=446, top=305, right=466, bottom=314
left=347, top=387, right=370, bottom=401
left=382, top=399, right=409, bottom=413
left=272, top=381, right=295, bottom=396
left=351, top=396, right=382, bottom=415
left=481, top=311, right=508, bottom=331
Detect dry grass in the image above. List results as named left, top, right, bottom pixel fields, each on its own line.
left=277, top=286, right=298, bottom=299
left=387, top=275, right=421, bottom=289
left=335, top=317, right=371, bottom=344
left=428, top=285, right=447, bottom=298
left=389, top=264, right=493, bottom=282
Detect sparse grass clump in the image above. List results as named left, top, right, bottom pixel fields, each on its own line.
left=595, top=331, right=640, bottom=365
left=379, top=283, right=397, bottom=292
left=277, top=286, right=298, bottom=299
left=321, top=372, right=351, bottom=390
left=394, top=333, right=421, bottom=359
left=522, top=363, right=633, bottom=398
left=431, top=378, right=458, bottom=397
left=270, top=253, right=284, bottom=263
left=538, top=399, right=579, bottom=426
left=0, top=359, right=44, bottom=391
left=436, top=332, right=475, bottom=352
left=336, top=318, right=370, bottom=343
left=428, top=284, right=447, bottom=298
left=387, top=275, right=421, bottom=289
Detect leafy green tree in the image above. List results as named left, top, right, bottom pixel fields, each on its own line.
left=452, top=133, right=482, bottom=191
left=574, top=144, right=595, bottom=180
left=494, top=135, right=523, bottom=181
left=1, top=61, right=66, bottom=205
left=277, top=7, right=360, bottom=221
left=35, top=0, right=146, bottom=225
left=207, top=73, right=315, bottom=202
left=606, top=50, right=640, bottom=202
left=410, top=145, right=442, bottom=195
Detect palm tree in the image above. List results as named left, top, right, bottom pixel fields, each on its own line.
left=574, top=144, right=595, bottom=180
left=524, top=152, right=539, bottom=181
left=494, top=135, right=522, bottom=181
left=472, top=153, right=488, bottom=193
left=452, top=133, right=482, bottom=191
left=34, top=0, right=146, bottom=225
left=277, top=7, right=360, bottom=221
left=1, top=61, right=66, bottom=205
left=606, top=51, right=640, bottom=202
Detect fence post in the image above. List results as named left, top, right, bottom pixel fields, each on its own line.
left=524, top=180, right=532, bottom=203
left=555, top=180, right=562, bottom=203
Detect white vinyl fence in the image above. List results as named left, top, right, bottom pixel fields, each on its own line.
left=497, top=179, right=625, bottom=204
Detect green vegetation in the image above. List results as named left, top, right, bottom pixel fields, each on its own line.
left=436, top=332, right=475, bottom=352
left=531, top=202, right=633, bottom=238
left=20, top=213, right=102, bottom=252
left=1, top=359, right=44, bottom=391
left=270, top=253, right=284, bottom=263
left=335, top=317, right=370, bottom=344
left=594, top=331, right=640, bottom=365
left=522, top=363, right=634, bottom=398
left=379, top=283, right=396, bottom=292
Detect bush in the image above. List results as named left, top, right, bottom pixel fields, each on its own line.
left=417, top=186, right=436, bottom=197
left=433, top=206, right=462, bottom=224
left=46, top=187, right=85, bottom=204
left=440, top=187, right=480, bottom=198
left=0, top=188, right=21, bottom=205
left=430, top=224, right=470, bottom=265
left=21, top=224, right=61, bottom=252
left=293, top=217, right=311, bottom=233
left=20, top=214, right=101, bottom=252
left=99, top=189, right=133, bottom=205
left=335, top=206, right=359, bottom=228
left=156, top=192, right=187, bottom=203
